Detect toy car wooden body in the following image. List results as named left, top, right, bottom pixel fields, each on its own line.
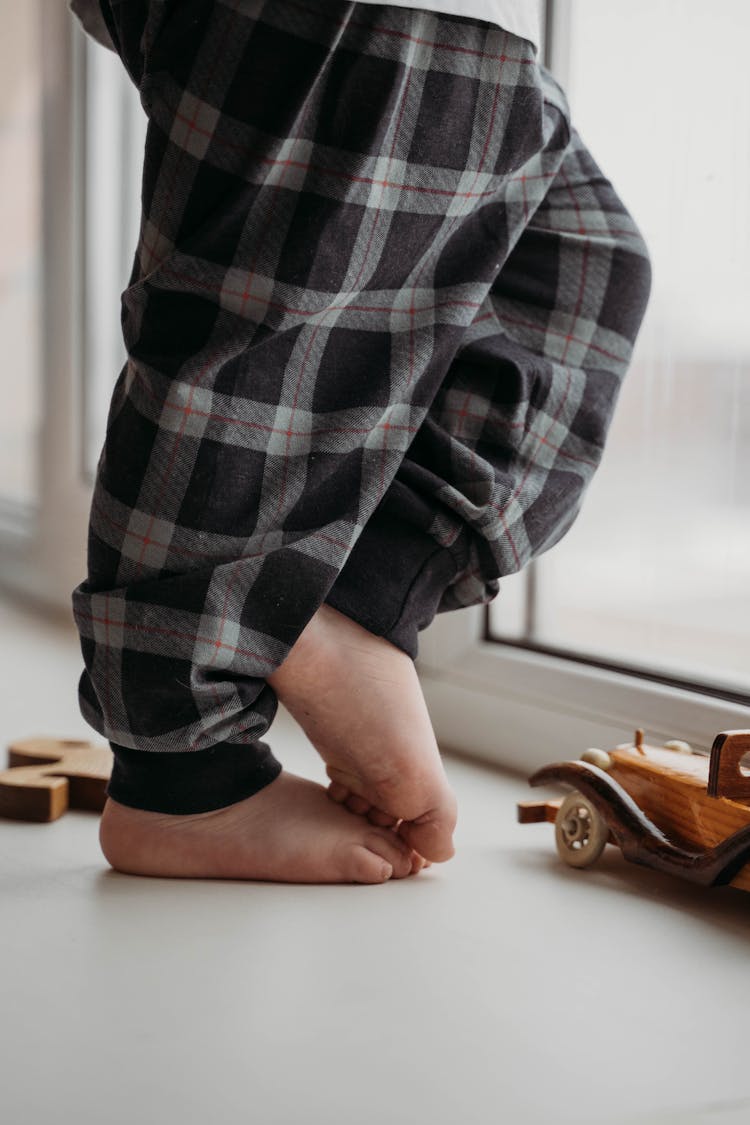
left=517, top=729, right=750, bottom=892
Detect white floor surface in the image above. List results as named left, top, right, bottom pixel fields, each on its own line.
left=1, top=595, right=748, bottom=1125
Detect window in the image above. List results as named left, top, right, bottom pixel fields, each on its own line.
left=488, top=0, right=750, bottom=704
left=420, top=0, right=750, bottom=771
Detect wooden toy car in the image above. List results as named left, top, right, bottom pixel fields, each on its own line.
left=517, top=728, right=750, bottom=892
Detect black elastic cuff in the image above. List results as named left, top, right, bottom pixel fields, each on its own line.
left=325, top=490, right=469, bottom=660
left=106, top=739, right=283, bottom=815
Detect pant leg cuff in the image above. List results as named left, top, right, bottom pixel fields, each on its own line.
left=325, top=494, right=469, bottom=660
left=106, top=740, right=283, bottom=815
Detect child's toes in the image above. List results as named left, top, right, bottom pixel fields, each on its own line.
left=367, top=807, right=400, bottom=828
left=327, top=784, right=398, bottom=828
left=364, top=831, right=414, bottom=879
left=347, top=846, right=394, bottom=884
left=344, top=793, right=372, bottom=816
left=408, top=851, right=431, bottom=875
left=327, top=781, right=351, bottom=804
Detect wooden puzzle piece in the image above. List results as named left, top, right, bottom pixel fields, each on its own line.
left=0, top=738, right=113, bottom=822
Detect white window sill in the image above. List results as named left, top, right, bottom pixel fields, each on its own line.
left=417, top=608, right=750, bottom=775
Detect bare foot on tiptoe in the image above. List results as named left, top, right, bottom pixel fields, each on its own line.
left=268, top=605, right=458, bottom=863
left=99, top=771, right=428, bottom=883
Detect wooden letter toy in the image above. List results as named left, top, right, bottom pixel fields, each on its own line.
left=0, top=738, right=113, bottom=822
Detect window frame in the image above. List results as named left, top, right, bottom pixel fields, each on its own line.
left=417, top=607, right=750, bottom=775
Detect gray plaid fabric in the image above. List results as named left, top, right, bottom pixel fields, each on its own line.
left=71, top=0, right=651, bottom=813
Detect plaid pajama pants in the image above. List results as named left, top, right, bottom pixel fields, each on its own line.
left=72, top=0, right=651, bottom=814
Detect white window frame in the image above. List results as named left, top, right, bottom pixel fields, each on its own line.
left=417, top=0, right=750, bottom=770
left=417, top=608, right=750, bottom=773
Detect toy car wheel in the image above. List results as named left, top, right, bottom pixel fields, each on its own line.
left=554, top=791, right=609, bottom=868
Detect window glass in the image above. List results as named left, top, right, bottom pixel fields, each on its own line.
left=490, top=0, right=750, bottom=696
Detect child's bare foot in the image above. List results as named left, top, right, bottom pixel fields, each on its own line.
left=99, top=771, right=427, bottom=883
left=268, top=605, right=457, bottom=862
